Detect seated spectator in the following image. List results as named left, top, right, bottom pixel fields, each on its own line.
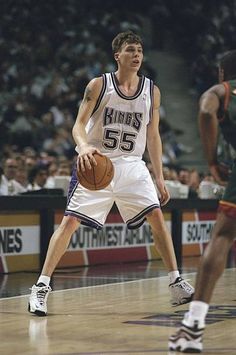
left=25, top=157, right=37, bottom=172
left=0, top=158, right=26, bottom=195
left=56, top=162, right=72, bottom=176
left=188, top=168, right=201, bottom=197
left=163, top=166, right=171, bottom=180
left=46, top=160, right=72, bottom=188
left=202, top=172, right=215, bottom=183
left=178, top=168, right=200, bottom=198
left=27, top=164, right=51, bottom=191
left=14, top=156, right=29, bottom=189
left=163, top=166, right=179, bottom=182
left=169, top=168, right=179, bottom=181
left=178, top=168, right=190, bottom=185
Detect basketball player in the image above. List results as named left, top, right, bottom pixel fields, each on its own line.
left=169, top=50, right=236, bottom=353
left=28, top=31, right=194, bottom=316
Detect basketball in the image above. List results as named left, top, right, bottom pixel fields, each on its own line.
left=77, top=153, right=114, bottom=190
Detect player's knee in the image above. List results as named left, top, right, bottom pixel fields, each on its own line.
left=213, top=225, right=235, bottom=243
left=147, top=208, right=167, bottom=232
left=146, top=207, right=161, bottom=220
left=59, top=215, right=80, bottom=234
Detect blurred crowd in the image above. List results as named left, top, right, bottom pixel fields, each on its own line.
left=0, top=149, right=73, bottom=196
left=0, top=1, right=153, bottom=160
left=0, top=148, right=224, bottom=199
left=147, top=163, right=225, bottom=200
left=148, top=0, right=236, bottom=95
left=0, top=0, right=234, bottom=197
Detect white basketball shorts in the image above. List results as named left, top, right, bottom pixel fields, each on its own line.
left=65, top=159, right=160, bottom=229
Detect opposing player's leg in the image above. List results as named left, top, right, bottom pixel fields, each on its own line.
left=169, top=211, right=236, bottom=352
left=193, top=211, right=236, bottom=302
left=147, top=209, right=194, bottom=306
left=169, top=163, right=236, bottom=352
left=28, top=215, right=80, bottom=316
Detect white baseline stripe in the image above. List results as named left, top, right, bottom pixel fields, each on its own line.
left=0, top=271, right=198, bottom=301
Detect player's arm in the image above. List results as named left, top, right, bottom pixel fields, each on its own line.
left=147, top=85, right=170, bottom=206
left=72, top=77, right=103, bottom=172
left=198, top=84, right=229, bottom=185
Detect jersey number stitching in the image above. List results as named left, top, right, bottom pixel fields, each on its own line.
left=102, top=128, right=137, bottom=152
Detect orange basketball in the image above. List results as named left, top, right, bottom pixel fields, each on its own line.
left=77, top=153, right=114, bottom=190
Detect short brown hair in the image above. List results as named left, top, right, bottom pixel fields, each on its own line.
left=219, top=50, right=236, bottom=80
left=112, top=31, right=143, bottom=54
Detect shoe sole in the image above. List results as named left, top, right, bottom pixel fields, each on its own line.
left=28, top=303, right=47, bottom=316
left=171, top=294, right=194, bottom=307
left=169, top=346, right=201, bottom=353
left=169, top=339, right=202, bottom=353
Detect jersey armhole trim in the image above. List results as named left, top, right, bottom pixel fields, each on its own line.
left=149, top=80, right=154, bottom=122
left=91, top=74, right=107, bottom=115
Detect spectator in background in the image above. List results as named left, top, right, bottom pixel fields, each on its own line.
left=188, top=168, right=201, bottom=198
left=178, top=168, right=190, bottom=185
left=14, top=156, right=29, bottom=189
left=56, top=162, right=72, bottom=176
left=169, top=168, right=179, bottom=181
left=42, top=127, right=74, bottom=158
left=158, top=106, right=192, bottom=165
left=0, top=158, right=26, bottom=195
left=1, top=1, right=235, bottom=183
left=177, top=168, right=200, bottom=199
left=46, top=160, right=72, bottom=188
left=0, top=2, right=152, bottom=161
left=27, top=164, right=50, bottom=191
left=25, top=157, right=37, bottom=172
left=15, top=164, right=29, bottom=190
left=202, top=172, right=215, bottom=182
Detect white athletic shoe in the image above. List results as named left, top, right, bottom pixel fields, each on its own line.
left=28, top=283, right=51, bottom=316
left=169, top=313, right=205, bottom=353
left=169, top=277, right=194, bottom=306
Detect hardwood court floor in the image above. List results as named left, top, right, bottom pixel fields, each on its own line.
left=0, top=259, right=236, bottom=355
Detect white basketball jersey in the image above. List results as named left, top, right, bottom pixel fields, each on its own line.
left=76, top=72, right=154, bottom=162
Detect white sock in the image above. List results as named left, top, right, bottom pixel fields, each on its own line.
left=37, top=275, right=51, bottom=286
left=168, top=270, right=180, bottom=284
left=189, top=301, right=209, bottom=319
left=183, top=301, right=209, bottom=328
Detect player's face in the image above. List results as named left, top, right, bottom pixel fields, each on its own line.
left=115, top=42, right=143, bottom=71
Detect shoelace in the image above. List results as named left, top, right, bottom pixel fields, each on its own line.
left=37, top=290, right=47, bottom=304
left=180, top=281, right=194, bottom=293
left=30, top=285, right=51, bottom=304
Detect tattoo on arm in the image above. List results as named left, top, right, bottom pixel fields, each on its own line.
left=84, top=86, right=92, bottom=102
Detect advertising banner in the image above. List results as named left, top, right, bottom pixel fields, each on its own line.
left=182, top=211, right=216, bottom=256
left=57, top=211, right=171, bottom=268
left=0, top=213, right=40, bottom=273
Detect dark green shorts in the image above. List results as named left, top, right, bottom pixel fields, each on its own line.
left=219, top=162, right=236, bottom=218
left=223, top=162, right=236, bottom=204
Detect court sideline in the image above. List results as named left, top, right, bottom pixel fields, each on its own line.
left=0, top=258, right=236, bottom=354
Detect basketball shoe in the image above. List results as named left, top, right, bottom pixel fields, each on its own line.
left=28, top=283, right=51, bottom=316
left=168, top=313, right=205, bottom=353
left=169, top=277, right=194, bottom=306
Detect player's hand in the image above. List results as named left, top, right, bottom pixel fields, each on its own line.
left=77, top=145, right=102, bottom=172
left=156, top=179, right=170, bottom=206
left=209, top=163, right=231, bottom=186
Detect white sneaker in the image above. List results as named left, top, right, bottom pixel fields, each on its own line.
left=169, top=277, right=194, bottom=306
left=169, top=314, right=204, bottom=353
left=28, top=283, right=52, bottom=316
